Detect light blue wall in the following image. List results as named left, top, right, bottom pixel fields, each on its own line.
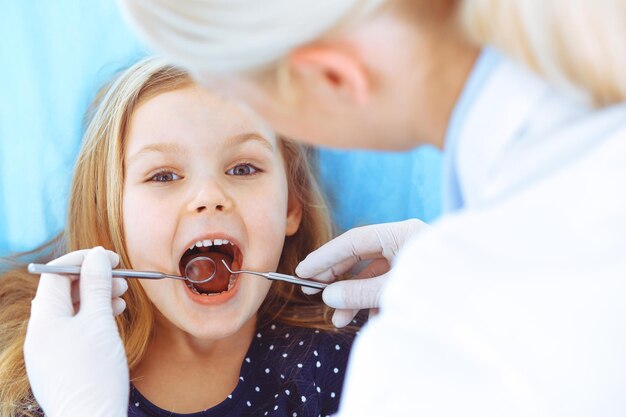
left=0, top=0, right=442, bottom=256
left=0, top=1, right=146, bottom=256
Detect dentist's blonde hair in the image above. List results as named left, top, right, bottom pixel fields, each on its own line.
left=119, top=0, right=626, bottom=105
left=117, top=0, right=461, bottom=105
left=118, top=0, right=388, bottom=74
left=0, top=57, right=339, bottom=416
left=116, top=0, right=464, bottom=76
left=461, top=0, right=626, bottom=105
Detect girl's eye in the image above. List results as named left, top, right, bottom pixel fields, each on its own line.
left=226, top=163, right=259, bottom=176
left=150, top=171, right=181, bottom=182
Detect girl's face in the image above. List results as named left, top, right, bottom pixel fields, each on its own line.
left=122, top=85, right=301, bottom=340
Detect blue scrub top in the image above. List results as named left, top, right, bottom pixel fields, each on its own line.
left=317, top=146, right=442, bottom=233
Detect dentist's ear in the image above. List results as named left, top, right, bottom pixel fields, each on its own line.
left=287, top=45, right=370, bottom=106
left=285, top=197, right=303, bottom=237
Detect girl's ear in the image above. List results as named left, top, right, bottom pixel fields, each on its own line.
left=285, top=196, right=303, bottom=237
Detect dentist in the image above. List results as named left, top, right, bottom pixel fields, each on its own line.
left=24, top=0, right=626, bottom=416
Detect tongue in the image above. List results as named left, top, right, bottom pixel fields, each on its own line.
left=182, top=252, right=232, bottom=293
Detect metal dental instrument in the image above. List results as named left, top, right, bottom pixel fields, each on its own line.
left=221, top=260, right=328, bottom=290
left=27, top=256, right=217, bottom=284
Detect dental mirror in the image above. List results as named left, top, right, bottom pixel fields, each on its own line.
left=183, top=256, right=217, bottom=284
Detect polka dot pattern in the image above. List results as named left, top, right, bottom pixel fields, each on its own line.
left=127, top=319, right=361, bottom=417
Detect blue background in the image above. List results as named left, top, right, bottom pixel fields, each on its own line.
left=0, top=0, right=442, bottom=257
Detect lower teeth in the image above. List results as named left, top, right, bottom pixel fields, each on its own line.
left=227, top=275, right=236, bottom=290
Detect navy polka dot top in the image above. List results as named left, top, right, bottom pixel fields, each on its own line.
left=128, top=320, right=359, bottom=417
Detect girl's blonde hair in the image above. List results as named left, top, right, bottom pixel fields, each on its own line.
left=460, top=0, right=626, bottom=105
left=0, top=57, right=338, bottom=416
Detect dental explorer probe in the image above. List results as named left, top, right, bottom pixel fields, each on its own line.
left=27, top=256, right=217, bottom=284
left=221, top=260, right=328, bottom=290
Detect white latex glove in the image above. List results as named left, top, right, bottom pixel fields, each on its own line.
left=296, top=219, right=427, bottom=327
left=24, top=247, right=130, bottom=417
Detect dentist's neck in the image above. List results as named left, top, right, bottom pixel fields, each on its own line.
left=407, top=35, right=479, bottom=150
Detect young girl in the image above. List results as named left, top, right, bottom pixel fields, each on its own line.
left=0, top=58, right=358, bottom=417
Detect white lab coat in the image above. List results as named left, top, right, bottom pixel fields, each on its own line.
left=336, top=51, right=626, bottom=416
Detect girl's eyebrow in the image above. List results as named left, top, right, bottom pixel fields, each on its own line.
left=225, top=132, right=275, bottom=152
left=126, top=142, right=185, bottom=166
left=127, top=133, right=274, bottom=166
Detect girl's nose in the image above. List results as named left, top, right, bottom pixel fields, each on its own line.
left=187, top=180, right=233, bottom=214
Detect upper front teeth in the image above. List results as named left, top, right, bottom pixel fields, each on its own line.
left=191, top=239, right=232, bottom=250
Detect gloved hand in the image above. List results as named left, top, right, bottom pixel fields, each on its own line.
left=296, top=219, right=428, bottom=327
left=24, top=247, right=130, bottom=417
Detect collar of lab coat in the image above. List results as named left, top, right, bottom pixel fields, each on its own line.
left=441, top=47, right=588, bottom=213
left=442, top=47, right=500, bottom=213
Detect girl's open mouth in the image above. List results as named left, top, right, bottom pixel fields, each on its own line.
left=179, top=239, right=243, bottom=296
